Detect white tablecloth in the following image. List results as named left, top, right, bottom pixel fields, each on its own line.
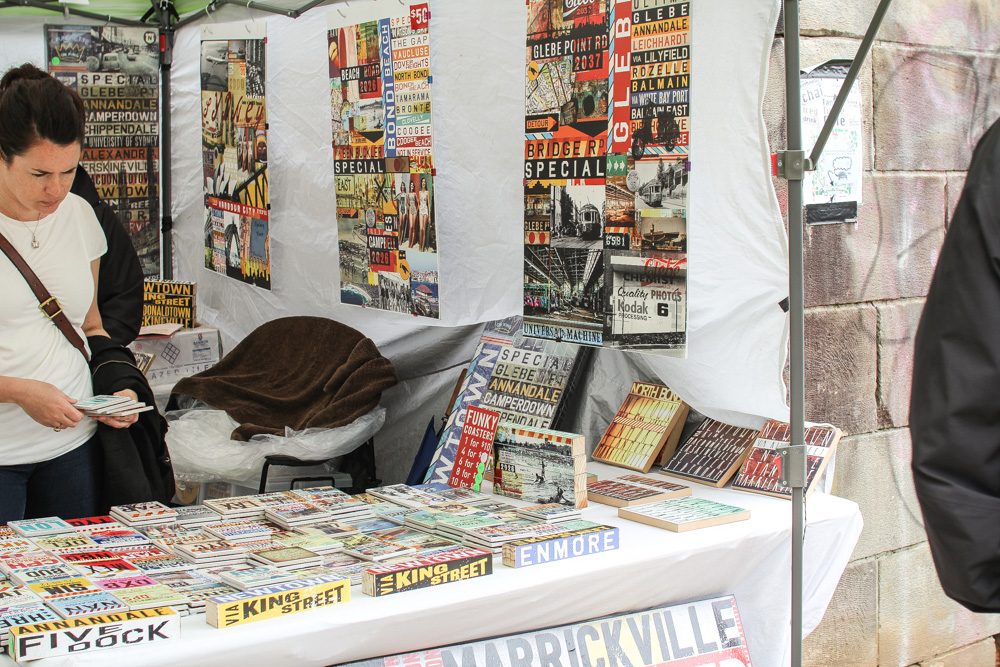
left=2, top=463, right=862, bottom=667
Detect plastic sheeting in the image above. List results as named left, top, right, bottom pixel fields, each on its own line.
left=0, top=0, right=792, bottom=479
left=164, top=405, right=385, bottom=484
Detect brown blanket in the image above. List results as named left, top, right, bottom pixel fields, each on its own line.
left=172, top=317, right=398, bottom=441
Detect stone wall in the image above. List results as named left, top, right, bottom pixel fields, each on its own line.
left=763, top=1, right=1000, bottom=664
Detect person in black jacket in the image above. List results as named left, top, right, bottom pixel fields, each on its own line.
left=88, top=335, right=172, bottom=510
left=910, top=117, right=1000, bottom=614
left=70, top=166, right=144, bottom=346
left=71, top=160, right=171, bottom=511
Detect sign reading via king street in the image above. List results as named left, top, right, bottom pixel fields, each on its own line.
left=10, top=606, right=179, bottom=662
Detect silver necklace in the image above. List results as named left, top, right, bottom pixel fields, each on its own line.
left=24, top=216, right=42, bottom=249
left=0, top=190, right=41, bottom=248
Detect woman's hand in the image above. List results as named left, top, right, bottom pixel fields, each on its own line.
left=92, top=389, right=140, bottom=429
left=10, top=378, right=84, bottom=431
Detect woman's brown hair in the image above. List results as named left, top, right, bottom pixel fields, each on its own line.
left=0, top=63, right=86, bottom=162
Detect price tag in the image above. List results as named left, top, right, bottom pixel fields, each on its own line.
left=410, top=3, right=429, bottom=30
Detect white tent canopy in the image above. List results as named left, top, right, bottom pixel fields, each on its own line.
left=0, top=0, right=789, bottom=481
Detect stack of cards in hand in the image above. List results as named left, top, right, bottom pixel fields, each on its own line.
left=76, top=394, right=154, bottom=418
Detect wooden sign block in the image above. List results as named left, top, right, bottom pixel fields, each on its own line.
left=9, top=607, right=179, bottom=661
left=205, top=575, right=350, bottom=628
left=501, top=524, right=619, bottom=568
left=361, top=548, right=492, bottom=597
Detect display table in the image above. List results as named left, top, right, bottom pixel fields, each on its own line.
left=1, top=462, right=862, bottom=667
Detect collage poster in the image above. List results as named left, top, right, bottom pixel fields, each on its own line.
left=329, top=1, right=440, bottom=319
left=45, top=25, right=162, bottom=278
left=523, top=0, right=690, bottom=356
left=200, top=23, right=270, bottom=290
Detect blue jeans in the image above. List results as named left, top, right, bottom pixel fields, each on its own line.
left=0, top=435, right=102, bottom=524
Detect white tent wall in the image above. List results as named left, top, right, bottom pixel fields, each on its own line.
left=0, top=0, right=790, bottom=484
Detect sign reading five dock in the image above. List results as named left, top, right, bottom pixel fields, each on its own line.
left=10, top=607, right=179, bottom=662
left=205, top=575, right=350, bottom=628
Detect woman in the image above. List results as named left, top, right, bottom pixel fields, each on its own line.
left=0, top=64, right=137, bottom=523
left=395, top=178, right=408, bottom=245
left=406, top=180, right=418, bottom=250
left=418, top=177, right=431, bottom=252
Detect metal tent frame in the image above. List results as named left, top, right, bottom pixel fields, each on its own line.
left=0, top=0, right=894, bottom=662
left=776, top=0, right=891, bottom=664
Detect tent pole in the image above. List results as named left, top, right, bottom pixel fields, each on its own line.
left=157, top=14, right=175, bottom=280
left=777, top=1, right=892, bottom=664
left=781, top=2, right=806, bottom=666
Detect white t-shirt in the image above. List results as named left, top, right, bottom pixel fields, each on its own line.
left=0, top=193, right=107, bottom=464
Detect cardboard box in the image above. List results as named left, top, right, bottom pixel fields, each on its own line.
left=129, top=326, right=222, bottom=408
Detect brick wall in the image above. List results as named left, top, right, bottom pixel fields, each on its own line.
left=763, top=1, right=1000, bottom=664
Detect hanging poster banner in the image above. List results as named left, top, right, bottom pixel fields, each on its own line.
left=522, top=0, right=690, bottom=357
left=329, top=0, right=441, bottom=319
left=46, top=25, right=162, bottom=278
left=200, top=23, right=270, bottom=289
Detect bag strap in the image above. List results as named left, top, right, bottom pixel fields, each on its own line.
left=0, top=230, right=90, bottom=362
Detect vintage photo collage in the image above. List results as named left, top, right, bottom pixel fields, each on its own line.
left=523, top=0, right=690, bottom=354
left=46, top=25, right=162, bottom=278
left=330, top=2, right=440, bottom=319
left=200, top=25, right=271, bottom=290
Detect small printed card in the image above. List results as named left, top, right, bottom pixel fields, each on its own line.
left=27, top=577, right=104, bottom=599
left=202, top=497, right=264, bottom=516
left=71, top=558, right=141, bottom=580
left=204, top=522, right=273, bottom=543
left=516, top=504, right=581, bottom=522
left=110, top=501, right=177, bottom=523
left=8, top=517, right=74, bottom=537
left=249, top=547, right=321, bottom=567
left=9, top=565, right=81, bottom=586
left=93, top=575, right=160, bottom=591
left=0, top=538, right=37, bottom=556
left=32, top=533, right=100, bottom=552
left=173, top=505, right=223, bottom=525
left=618, top=497, right=750, bottom=532
left=0, top=581, right=41, bottom=607
left=219, top=566, right=298, bottom=591
left=109, top=584, right=190, bottom=610
left=340, top=535, right=416, bottom=562
left=47, top=590, right=130, bottom=619
left=0, top=553, right=63, bottom=574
